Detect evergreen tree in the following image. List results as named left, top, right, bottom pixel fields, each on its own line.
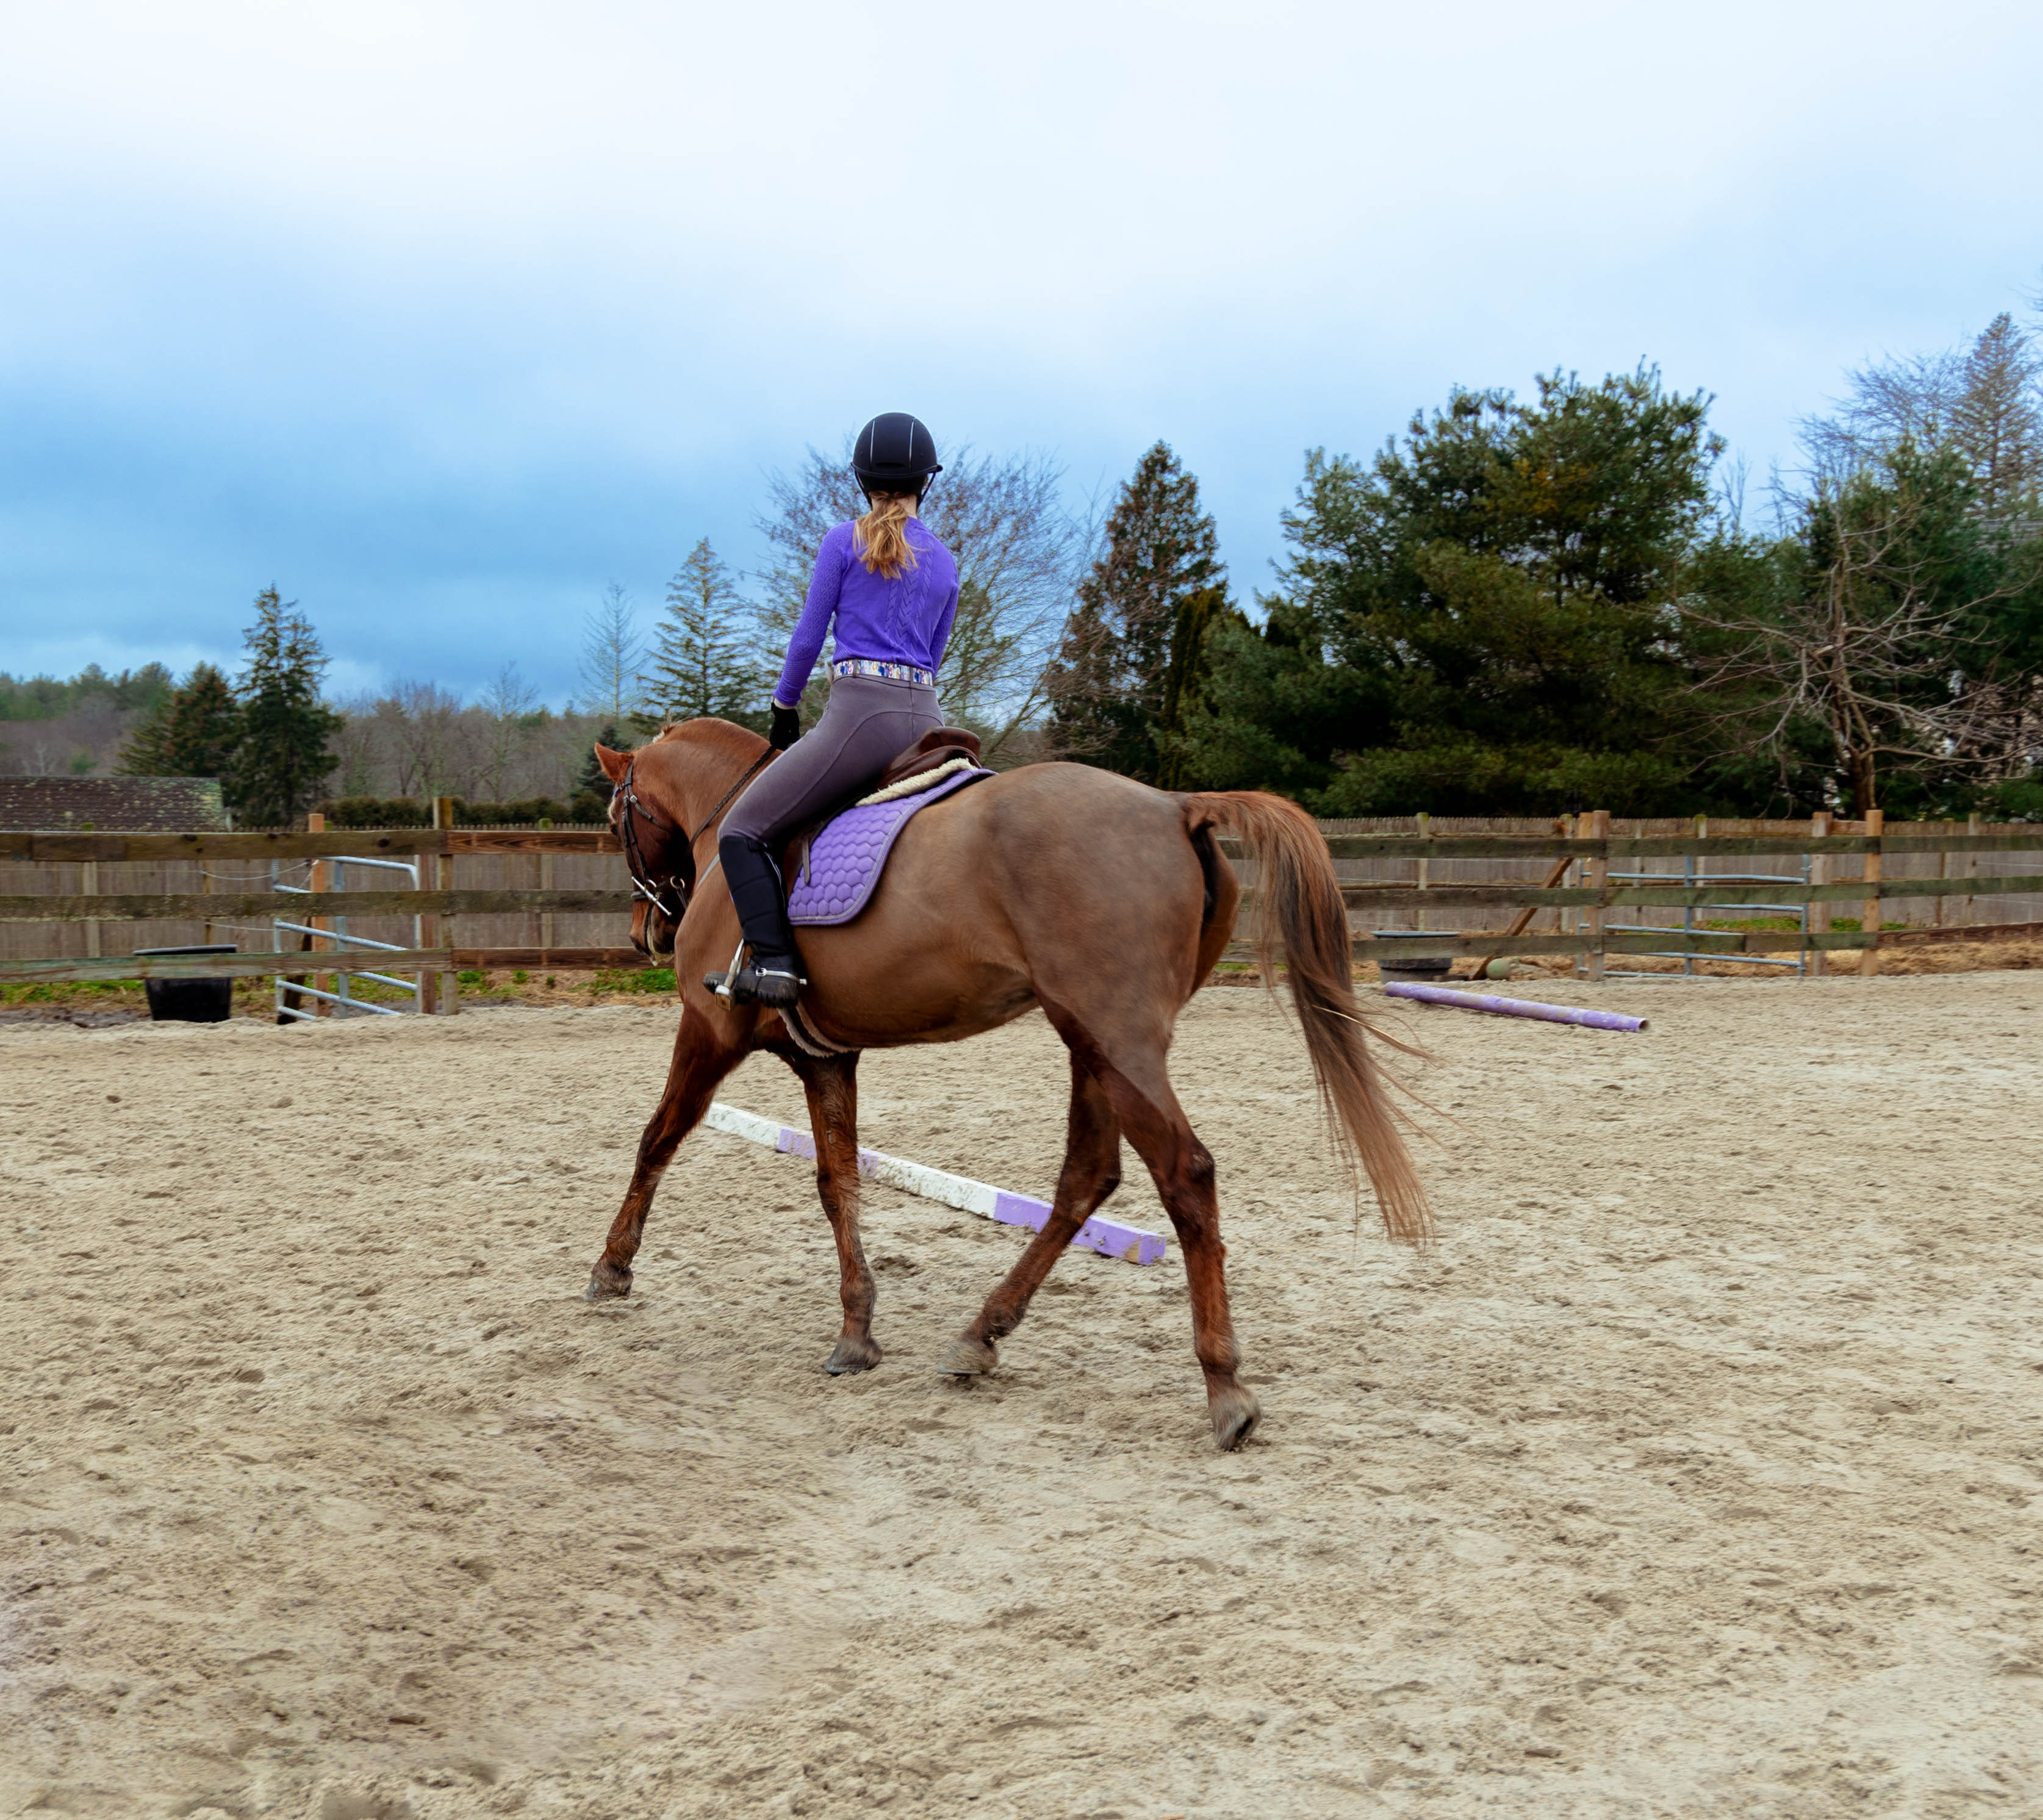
left=1044, top=442, right=1226, bottom=779
left=636, top=539, right=763, bottom=732
left=115, top=662, right=175, bottom=712
left=578, top=582, right=645, bottom=723
left=118, top=662, right=242, bottom=778
left=569, top=722, right=624, bottom=822
left=1154, top=586, right=1241, bottom=789
left=1179, top=369, right=1742, bottom=815
left=228, top=588, right=340, bottom=823
left=1951, top=313, right=2043, bottom=514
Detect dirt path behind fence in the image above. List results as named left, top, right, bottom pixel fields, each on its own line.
left=2, top=976, right=2041, bottom=1818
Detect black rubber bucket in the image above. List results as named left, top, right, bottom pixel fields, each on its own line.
left=1371, top=930, right=1456, bottom=984
left=135, top=945, right=237, bottom=1023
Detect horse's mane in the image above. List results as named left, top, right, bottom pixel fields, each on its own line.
left=648, top=716, right=763, bottom=760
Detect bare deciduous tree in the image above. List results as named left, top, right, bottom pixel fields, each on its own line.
left=1693, top=457, right=2019, bottom=812
left=323, top=686, right=608, bottom=808
left=329, top=693, right=383, bottom=795
left=478, top=663, right=539, bottom=800
left=378, top=681, right=464, bottom=801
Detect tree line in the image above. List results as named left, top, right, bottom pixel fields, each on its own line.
left=44, top=295, right=2043, bottom=824
left=1052, top=307, right=2043, bottom=820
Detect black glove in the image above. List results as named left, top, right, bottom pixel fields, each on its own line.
left=769, top=704, right=802, bottom=751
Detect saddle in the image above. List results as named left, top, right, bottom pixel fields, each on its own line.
left=875, top=726, right=983, bottom=791
left=781, top=727, right=992, bottom=926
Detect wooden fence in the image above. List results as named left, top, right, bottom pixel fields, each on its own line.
left=5, top=811, right=2042, bottom=1000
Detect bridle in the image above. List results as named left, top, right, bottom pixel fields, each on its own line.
left=614, top=748, right=772, bottom=931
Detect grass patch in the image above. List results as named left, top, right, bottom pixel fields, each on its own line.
left=592, top=967, right=677, bottom=994
left=2, top=976, right=275, bottom=1016
left=2, top=980, right=144, bottom=1005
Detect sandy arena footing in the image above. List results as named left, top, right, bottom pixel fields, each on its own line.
left=2, top=974, right=2040, bottom=1818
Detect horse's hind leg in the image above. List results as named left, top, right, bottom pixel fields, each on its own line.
left=776, top=1046, right=880, bottom=1375
left=1039, top=998, right=1258, bottom=1450
left=586, top=1005, right=745, bottom=1301
left=940, top=1054, right=1119, bottom=1378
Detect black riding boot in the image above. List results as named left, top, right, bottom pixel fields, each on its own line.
left=708, top=831, right=805, bottom=1008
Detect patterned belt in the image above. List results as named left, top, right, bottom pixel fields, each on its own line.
left=831, top=658, right=935, bottom=686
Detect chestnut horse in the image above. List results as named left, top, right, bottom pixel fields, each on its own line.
left=585, top=719, right=1426, bottom=1449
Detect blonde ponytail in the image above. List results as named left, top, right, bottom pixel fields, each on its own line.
left=854, top=491, right=920, bottom=579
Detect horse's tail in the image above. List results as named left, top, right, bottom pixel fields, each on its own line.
left=1182, top=791, right=1431, bottom=1246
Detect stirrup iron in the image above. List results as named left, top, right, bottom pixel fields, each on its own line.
left=705, top=940, right=746, bottom=1003
left=705, top=940, right=805, bottom=1008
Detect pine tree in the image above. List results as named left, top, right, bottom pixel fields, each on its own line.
left=118, top=662, right=242, bottom=778
left=1044, top=442, right=1227, bottom=779
left=228, top=588, right=340, bottom=823
left=1154, top=586, right=1238, bottom=789
left=569, top=722, right=624, bottom=822
left=1951, top=313, right=2043, bottom=516
left=636, top=539, right=763, bottom=732
left=578, top=582, right=645, bottom=722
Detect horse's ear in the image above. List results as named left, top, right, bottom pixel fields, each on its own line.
left=594, top=743, right=631, bottom=783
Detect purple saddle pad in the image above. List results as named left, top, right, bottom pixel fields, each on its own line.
left=786, top=766, right=993, bottom=926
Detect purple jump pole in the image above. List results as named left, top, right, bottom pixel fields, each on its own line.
left=1383, top=981, right=1650, bottom=1033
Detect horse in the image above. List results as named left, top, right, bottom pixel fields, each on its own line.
left=584, top=718, right=1427, bottom=1450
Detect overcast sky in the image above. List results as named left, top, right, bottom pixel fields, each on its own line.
left=4, top=1, right=2041, bottom=704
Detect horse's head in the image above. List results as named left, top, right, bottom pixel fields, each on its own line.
left=596, top=720, right=771, bottom=962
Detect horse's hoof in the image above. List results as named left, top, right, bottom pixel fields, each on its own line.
left=938, top=1336, right=997, bottom=1378
left=1209, top=1386, right=1262, bottom=1451
left=584, top=1266, right=631, bottom=1302
left=824, top=1335, right=881, bottom=1375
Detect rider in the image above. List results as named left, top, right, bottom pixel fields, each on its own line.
left=715, top=411, right=957, bottom=1007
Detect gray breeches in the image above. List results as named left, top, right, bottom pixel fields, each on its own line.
left=723, top=673, right=944, bottom=847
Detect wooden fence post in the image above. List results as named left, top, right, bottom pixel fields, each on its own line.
left=1966, top=810, right=1981, bottom=926
left=540, top=848, right=557, bottom=961
left=81, top=860, right=102, bottom=959
left=433, top=797, right=459, bottom=1014
left=1808, top=811, right=1831, bottom=978
left=306, top=812, right=331, bottom=1017
left=1859, top=808, right=1884, bottom=976
left=1415, top=812, right=1431, bottom=931
left=1584, top=809, right=1609, bottom=981
left=1689, top=813, right=1707, bottom=973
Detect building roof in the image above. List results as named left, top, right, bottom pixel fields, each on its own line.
left=0, top=775, right=229, bottom=831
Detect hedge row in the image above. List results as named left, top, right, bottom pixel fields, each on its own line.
left=313, top=792, right=611, bottom=828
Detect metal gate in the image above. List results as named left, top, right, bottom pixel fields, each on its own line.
left=1590, top=850, right=1814, bottom=980
left=273, top=853, right=427, bottom=1019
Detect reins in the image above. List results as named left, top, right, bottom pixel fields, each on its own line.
left=616, top=747, right=772, bottom=926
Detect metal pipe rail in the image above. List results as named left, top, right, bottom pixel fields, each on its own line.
left=274, top=853, right=425, bottom=1021
left=1602, top=859, right=1812, bottom=978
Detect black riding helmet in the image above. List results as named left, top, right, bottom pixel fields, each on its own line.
left=853, top=412, right=942, bottom=498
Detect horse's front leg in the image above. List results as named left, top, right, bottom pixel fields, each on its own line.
left=586, top=1003, right=745, bottom=1301
left=774, top=1045, right=877, bottom=1374
left=941, top=1053, right=1119, bottom=1377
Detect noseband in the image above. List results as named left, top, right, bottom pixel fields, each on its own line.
left=615, top=749, right=772, bottom=929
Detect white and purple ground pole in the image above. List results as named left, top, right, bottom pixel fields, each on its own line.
left=703, top=1102, right=1169, bottom=1266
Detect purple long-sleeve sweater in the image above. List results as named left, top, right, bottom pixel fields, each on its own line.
left=771, top=518, right=961, bottom=708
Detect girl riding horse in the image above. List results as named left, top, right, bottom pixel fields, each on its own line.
left=716, top=410, right=954, bottom=1007
left=587, top=413, right=1428, bottom=1450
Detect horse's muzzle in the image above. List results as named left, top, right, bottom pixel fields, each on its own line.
left=630, top=901, right=677, bottom=962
